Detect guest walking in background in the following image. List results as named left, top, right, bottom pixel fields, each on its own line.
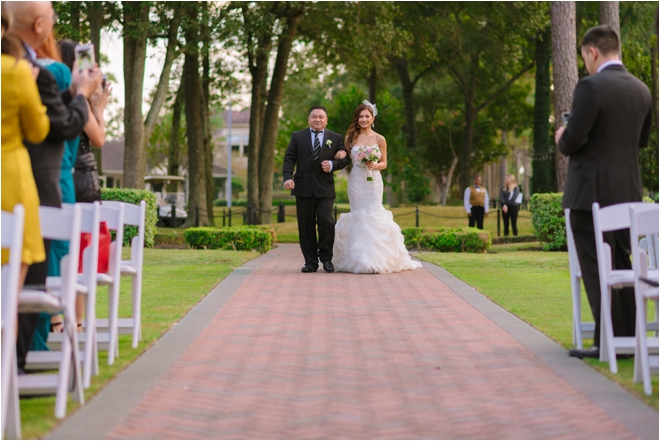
left=464, top=176, right=489, bottom=230
left=500, top=174, right=521, bottom=237
left=1, top=3, right=49, bottom=285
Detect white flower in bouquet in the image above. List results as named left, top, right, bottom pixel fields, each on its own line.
left=356, top=145, right=381, bottom=181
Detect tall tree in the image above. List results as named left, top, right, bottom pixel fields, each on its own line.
left=600, top=1, right=620, bottom=59
left=201, top=2, right=214, bottom=224
left=551, top=1, right=578, bottom=191
left=531, top=29, right=553, bottom=194
left=167, top=82, right=185, bottom=191
left=257, top=4, right=305, bottom=224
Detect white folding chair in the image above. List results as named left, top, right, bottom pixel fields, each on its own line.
left=18, top=205, right=84, bottom=419
left=592, top=202, right=659, bottom=373
left=629, top=205, right=659, bottom=395
left=1, top=206, right=25, bottom=440
left=34, top=202, right=101, bottom=389
left=97, top=200, right=145, bottom=348
left=565, top=209, right=594, bottom=349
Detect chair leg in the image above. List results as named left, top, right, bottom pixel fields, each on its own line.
left=83, top=294, right=95, bottom=389
left=131, top=275, right=141, bottom=348
left=600, top=286, right=619, bottom=373
left=107, top=281, right=120, bottom=365
left=5, top=358, right=21, bottom=440
left=571, top=276, right=583, bottom=349
left=55, top=319, right=72, bottom=418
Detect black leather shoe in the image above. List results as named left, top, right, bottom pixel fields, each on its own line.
left=301, top=264, right=318, bottom=273
left=569, top=346, right=600, bottom=359
left=322, top=261, right=334, bottom=273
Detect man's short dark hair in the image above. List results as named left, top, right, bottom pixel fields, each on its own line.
left=309, top=106, right=327, bottom=116
left=581, top=25, right=619, bottom=56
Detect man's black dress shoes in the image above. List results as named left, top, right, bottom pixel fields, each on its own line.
left=322, top=261, right=334, bottom=273
left=568, top=346, right=599, bottom=359
left=301, top=264, right=318, bottom=273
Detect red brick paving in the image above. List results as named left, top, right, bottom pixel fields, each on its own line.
left=108, top=245, right=634, bottom=439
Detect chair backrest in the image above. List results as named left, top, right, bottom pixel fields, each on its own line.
left=564, top=208, right=581, bottom=276
left=64, top=202, right=102, bottom=279
left=100, top=204, right=124, bottom=276
left=592, top=202, right=655, bottom=233
left=103, top=200, right=145, bottom=269
left=630, top=205, right=660, bottom=271
left=1, top=205, right=25, bottom=328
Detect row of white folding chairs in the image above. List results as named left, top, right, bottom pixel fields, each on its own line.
left=1, top=200, right=146, bottom=436
left=565, top=203, right=659, bottom=384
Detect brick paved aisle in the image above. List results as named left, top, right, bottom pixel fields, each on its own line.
left=49, top=244, right=657, bottom=440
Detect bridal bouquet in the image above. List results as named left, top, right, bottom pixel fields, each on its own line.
left=356, top=145, right=381, bottom=181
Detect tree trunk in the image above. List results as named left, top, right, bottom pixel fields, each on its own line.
left=122, top=2, right=149, bottom=189
left=440, top=155, right=458, bottom=206
left=87, top=1, right=104, bottom=174
left=393, top=57, right=416, bottom=150
left=201, top=5, right=214, bottom=225
left=551, top=1, right=578, bottom=192
left=70, top=4, right=81, bottom=40
left=459, top=93, right=475, bottom=191
left=599, top=2, right=620, bottom=37
left=257, top=13, right=303, bottom=224
left=532, top=29, right=553, bottom=194
left=183, top=45, right=209, bottom=227
left=167, top=82, right=184, bottom=191
left=246, top=33, right=272, bottom=224
left=652, top=5, right=659, bottom=126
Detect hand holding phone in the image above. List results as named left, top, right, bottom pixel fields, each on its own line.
left=75, top=43, right=95, bottom=73
left=562, top=112, right=570, bottom=128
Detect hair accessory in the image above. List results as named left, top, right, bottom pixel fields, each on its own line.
left=362, top=100, right=378, bottom=117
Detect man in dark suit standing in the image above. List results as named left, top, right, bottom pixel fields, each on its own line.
left=7, top=0, right=99, bottom=371
left=556, top=25, right=653, bottom=359
left=283, top=106, right=351, bottom=273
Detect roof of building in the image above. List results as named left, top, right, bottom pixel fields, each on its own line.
left=223, top=109, right=250, bottom=125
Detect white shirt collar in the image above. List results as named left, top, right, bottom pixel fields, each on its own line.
left=25, top=44, right=37, bottom=61
left=310, top=127, right=324, bottom=134
left=597, top=59, right=623, bottom=73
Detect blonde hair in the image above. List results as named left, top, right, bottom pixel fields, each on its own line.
left=507, top=174, right=517, bottom=191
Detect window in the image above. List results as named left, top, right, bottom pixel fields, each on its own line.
left=107, top=177, right=114, bottom=188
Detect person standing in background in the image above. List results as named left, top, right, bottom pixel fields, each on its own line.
left=500, top=174, right=521, bottom=237
left=464, top=176, right=489, bottom=230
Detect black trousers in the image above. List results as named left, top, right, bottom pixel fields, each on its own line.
left=16, top=239, right=51, bottom=368
left=296, top=196, right=335, bottom=267
left=468, top=206, right=485, bottom=230
left=570, top=210, right=636, bottom=347
left=502, top=204, right=519, bottom=236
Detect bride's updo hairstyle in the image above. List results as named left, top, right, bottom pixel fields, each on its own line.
left=345, top=103, right=373, bottom=148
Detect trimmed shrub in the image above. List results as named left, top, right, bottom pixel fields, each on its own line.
left=529, top=192, right=566, bottom=251
left=101, top=188, right=157, bottom=247
left=402, top=227, right=491, bottom=253
left=183, top=226, right=272, bottom=253
left=154, top=229, right=185, bottom=246
left=491, top=235, right=538, bottom=245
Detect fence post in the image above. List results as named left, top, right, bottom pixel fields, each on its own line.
left=171, top=204, right=176, bottom=228
left=278, top=202, right=285, bottom=223
left=195, top=205, right=199, bottom=227
left=415, top=205, right=419, bottom=228
left=497, top=208, right=501, bottom=237
left=228, top=207, right=232, bottom=227
left=222, top=209, right=226, bottom=227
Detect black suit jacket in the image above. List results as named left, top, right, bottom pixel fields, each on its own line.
left=559, top=65, right=652, bottom=211
left=23, top=47, right=88, bottom=207
left=282, top=128, right=351, bottom=198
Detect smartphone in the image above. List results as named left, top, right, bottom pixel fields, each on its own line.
left=102, top=75, right=108, bottom=89
left=75, top=43, right=95, bottom=72
left=561, top=112, right=570, bottom=128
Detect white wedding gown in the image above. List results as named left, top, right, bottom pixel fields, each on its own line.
left=333, top=145, right=422, bottom=274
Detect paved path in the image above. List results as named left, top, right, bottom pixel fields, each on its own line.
left=49, top=244, right=658, bottom=440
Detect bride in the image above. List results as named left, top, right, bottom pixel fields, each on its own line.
left=332, top=101, right=422, bottom=274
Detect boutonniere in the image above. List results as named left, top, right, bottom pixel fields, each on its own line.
left=326, top=140, right=332, bottom=148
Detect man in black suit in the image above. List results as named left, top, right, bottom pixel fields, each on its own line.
left=556, top=25, right=653, bottom=359
left=283, top=106, right=351, bottom=273
left=7, top=0, right=99, bottom=370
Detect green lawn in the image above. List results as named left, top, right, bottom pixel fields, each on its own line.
left=262, top=205, right=533, bottom=243
left=19, top=248, right=258, bottom=440
left=417, top=243, right=659, bottom=408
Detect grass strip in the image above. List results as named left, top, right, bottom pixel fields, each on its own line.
left=417, top=243, right=658, bottom=409
left=19, top=248, right=257, bottom=440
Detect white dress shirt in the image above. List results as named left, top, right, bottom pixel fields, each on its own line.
left=310, top=128, right=332, bottom=171
left=597, top=59, right=623, bottom=73
left=464, top=186, right=489, bottom=214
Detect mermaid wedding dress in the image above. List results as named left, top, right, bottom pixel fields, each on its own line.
left=333, top=145, right=422, bottom=274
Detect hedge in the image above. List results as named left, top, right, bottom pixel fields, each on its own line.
left=183, top=226, right=272, bottom=253
left=529, top=193, right=566, bottom=251
left=491, top=235, right=538, bottom=245
left=101, top=188, right=157, bottom=247
left=402, top=227, right=491, bottom=253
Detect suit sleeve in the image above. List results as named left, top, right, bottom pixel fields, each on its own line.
left=331, top=134, right=351, bottom=171
left=639, top=100, right=653, bottom=148
left=558, top=79, right=599, bottom=157
left=17, top=61, right=50, bottom=144
left=36, top=67, right=89, bottom=143
left=282, top=132, right=298, bottom=182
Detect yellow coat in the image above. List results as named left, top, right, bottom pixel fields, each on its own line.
left=2, top=55, right=50, bottom=265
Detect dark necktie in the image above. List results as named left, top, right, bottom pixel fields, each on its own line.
left=312, top=130, right=322, bottom=161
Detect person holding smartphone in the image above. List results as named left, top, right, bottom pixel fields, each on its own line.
left=500, top=174, right=521, bottom=237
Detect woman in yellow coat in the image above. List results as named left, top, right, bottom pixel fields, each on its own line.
left=1, top=6, right=50, bottom=285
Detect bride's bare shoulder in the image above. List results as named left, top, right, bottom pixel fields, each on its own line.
left=373, top=132, right=387, bottom=145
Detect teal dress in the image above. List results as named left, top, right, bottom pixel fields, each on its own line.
left=32, top=59, right=80, bottom=351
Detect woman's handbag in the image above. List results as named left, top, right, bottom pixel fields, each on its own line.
left=78, top=221, right=111, bottom=274
left=74, top=151, right=101, bottom=203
